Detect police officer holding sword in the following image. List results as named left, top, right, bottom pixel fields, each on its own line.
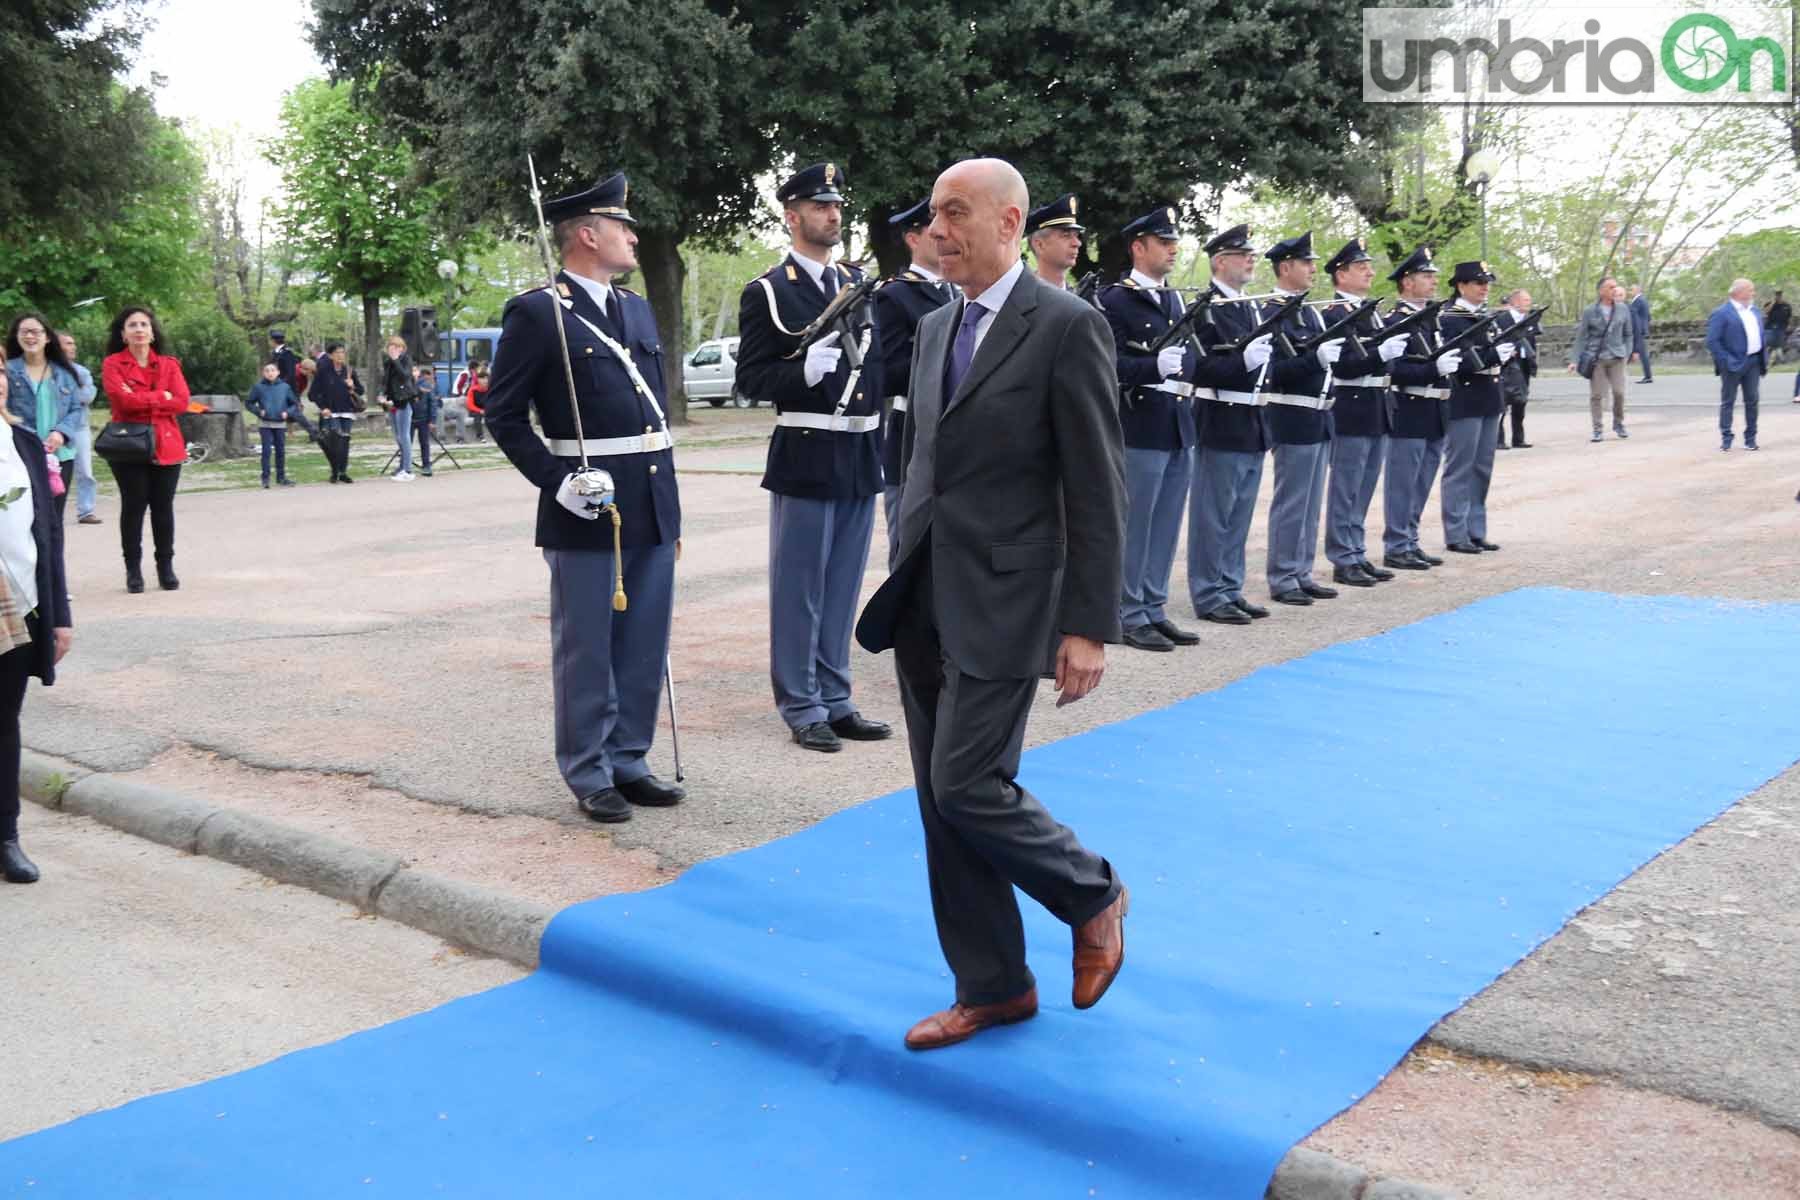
left=484, top=168, right=685, bottom=824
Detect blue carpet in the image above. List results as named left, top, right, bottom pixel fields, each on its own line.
left=8, top=588, right=1800, bottom=1198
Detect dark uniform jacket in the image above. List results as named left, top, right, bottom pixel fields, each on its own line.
left=484, top=271, right=680, bottom=551
left=1440, top=302, right=1504, bottom=420
left=1191, top=284, right=1271, bottom=455
left=1260, top=296, right=1332, bottom=446
left=1497, top=307, right=1539, bottom=404
left=1324, top=294, right=1393, bottom=439
left=871, top=269, right=955, bottom=487
left=1387, top=300, right=1450, bottom=441
left=1101, top=278, right=1197, bottom=451
left=737, top=253, right=885, bottom=501
left=272, top=344, right=301, bottom=390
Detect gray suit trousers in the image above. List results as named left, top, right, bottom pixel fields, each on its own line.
left=1266, top=441, right=1328, bottom=594
left=1382, top=435, right=1444, bottom=556
left=770, top=492, right=876, bottom=730
left=1441, top=415, right=1500, bottom=544
left=893, top=553, right=1119, bottom=1006
left=1188, top=446, right=1264, bottom=617
left=1325, top=434, right=1385, bottom=566
left=545, top=543, right=676, bottom=800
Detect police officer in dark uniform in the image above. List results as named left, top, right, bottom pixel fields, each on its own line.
left=1025, top=193, right=1084, bottom=290
left=1439, top=261, right=1509, bottom=555
left=1496, top=287, right=1538, bottom=449
left=736, top=162, right=891, bottom=753
left=1381, top=246, right=1460, bottom=571
left=1103, top=205, right=1201, bottom=651
left=1186, top=223, right=1276, bottom=625
left=484, top=171, right=684, bottom=824
left=1321, top=238, right=1405, bottom=588
left=268, top=329, right=319, bottom=443
left=1259, top=232, right=1347, bottom=606
left=872, top=196, right=956, bottom=567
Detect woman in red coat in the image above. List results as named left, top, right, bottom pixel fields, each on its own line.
left=99, top=306, right=188, bottom=593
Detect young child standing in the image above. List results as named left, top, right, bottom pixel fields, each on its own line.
left=247, top=361, right=300, bottom=488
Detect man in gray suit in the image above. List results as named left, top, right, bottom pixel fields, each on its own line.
left=856, top=158, right=1130, bottom=1052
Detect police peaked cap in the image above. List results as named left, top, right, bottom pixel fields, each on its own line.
left=778, top=162, right=847, bottom=204
left=543, top=171, right=636, bottom=225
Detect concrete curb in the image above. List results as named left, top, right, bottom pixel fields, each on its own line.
left=19, top=751, right=1452, bottom=1197
left=20, top=749, right=551, bottom=969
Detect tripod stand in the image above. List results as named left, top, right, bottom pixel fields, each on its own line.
left=382, top=420, right=463, bottom=476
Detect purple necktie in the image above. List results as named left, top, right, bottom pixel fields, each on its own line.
left=946, top=301, right=985, bottom=398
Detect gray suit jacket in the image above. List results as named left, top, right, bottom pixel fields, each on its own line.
left=856, top=268, right=1127, bottom=680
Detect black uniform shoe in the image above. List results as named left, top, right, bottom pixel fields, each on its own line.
left=794, top=721, right=843, bottom=752
left=1447, top=542, right=1483, bottom=554
left=1201, top=606, right=1252, bottom=626
left=1, top=838, right=39, bottom=883
left=1416, top=550, right=1445, bottom=566
left=1150, top=619, right=1199, bottom=645
left=1512, top=441, right=1532, bottom=448
left=1299, top=582, right=1339, bottom=600
left=1358, top=559, right=1396, bottom=581
left=1332, top=564, right=1378, bottom=588
left=1383, top=553, right=1428, bottom=571
left=1123, top=625, right=1176, bottom=652
left=830, top=712, right=893, bottom=741
left=1272, top=589, right=1313, bottom=606
left=1473, top=537, right=1501, bottom=552
left=1232, top=598, right=1270, bottom=619
left=577, top=789, right=631, bottom=823
left=616, top=775, right=685, bottom=807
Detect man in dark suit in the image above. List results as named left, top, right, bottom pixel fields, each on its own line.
left=1705, top=277, right=1768, bottom=451
left=1496, top=287, right=1538, bottom=448
left=484, top=172, right=684, bottom=824
left=855, top=157, right=1129, bottom=1052
left=872, top=196, right=957, bottom=566
left=1628, top=284, right=1654, bottom=384
left=737, top=162, right=891, bottom=754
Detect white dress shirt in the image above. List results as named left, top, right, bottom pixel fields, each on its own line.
left=789, top=249, right=836, bottom=294
left=961, top=259, right=1025, bottom=356
left=563, top=270, right=615, bottom=320
left=1734, top=300, right=1762, bottom=354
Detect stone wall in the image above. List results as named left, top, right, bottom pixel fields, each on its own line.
left=1538, top=318, right=1707, bottom=364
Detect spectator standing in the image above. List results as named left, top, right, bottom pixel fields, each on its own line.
left=58, top=334, right=102, bottom=525
left=246, top=361, right=299, bottom=488
left=1568, top=277, right=1634, bottom=443
left=272, top=330, right=320, bottom=444
left=464, top=362, right=489, bottom=440
left=411, top=365, right=438, bottom=476
left=311, top=342, right=360, bottom=483
left=0, top=370, right=74, bottom=885
left=1495, top=288, right=1538, bottom=449
left=1706, top=278, right=1768, bottom=451
left=1628, top=284, right=1654, bottom=384
left=445, top=360, right=473, bottom=442
left=99, top=305, right=188, bottom=592
left=1764, top=290, right=1790, bottom=366
left=379, top=335, right=418, bottom=482
left=5, top=315, right=82, bottom=520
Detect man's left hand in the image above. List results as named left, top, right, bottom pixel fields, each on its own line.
left=52, top=627, right=71, bottom=665
left=1054, top=635, right=1105, bottom=708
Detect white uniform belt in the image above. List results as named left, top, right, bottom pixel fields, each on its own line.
left=1400, top=386, right=1449, bottom=400
left=1213, top=389, right=1267, bottom=407
left=546, top=432, right=673, bottom=457
left=887, top=395, right=908, bottom=413
left=1336, top=375, right=1387, bottom=389
left=1263, top=392, right=1331, bottom=411
left=1150, top=380, right=1194, bottom=397
left=775, top=412, right=881, bottom=433
left=1475, top=366, right=1501, bottom=376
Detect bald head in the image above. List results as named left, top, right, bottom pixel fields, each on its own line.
left=1729, top=277, right=1755, bottom=304
left=930, top=157, right=1029, bottom=296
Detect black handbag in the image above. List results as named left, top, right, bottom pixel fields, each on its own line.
left=94, top=420, right=156, bottom=463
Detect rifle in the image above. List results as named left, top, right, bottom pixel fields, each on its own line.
left=1364, top=299, right=1445, bottom=350
left=1074, top=271, right=1106, bottom=311
left=1231, top=293, right=1308, bottom=354
left=1149, top=289, right=1215, bottom=356
left=1292, top=297, right=1383, bottom=357
left=793, top=275, right=880, bottom=372
left=1486, top=305, right=1548, bottom=349
left=1403, top=308, right=1506, bottom=363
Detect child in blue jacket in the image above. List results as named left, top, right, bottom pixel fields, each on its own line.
left=247, top=362, right=300, bottom=488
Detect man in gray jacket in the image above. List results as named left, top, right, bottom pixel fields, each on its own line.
left=1568, top=277, right=1635, bottom=442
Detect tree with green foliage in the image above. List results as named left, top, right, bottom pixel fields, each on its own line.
left=270, top=78, right=440, bottom=372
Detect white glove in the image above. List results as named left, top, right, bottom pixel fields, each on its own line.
left=1377, top=337, right=1408, bottom=363
left=1157, top=345, right=1185, bottom=379
left=1242, top=334, right=1274, bottom=373
left=1434, top=349, right=1463, bottom=377
left=1314, top=339, right=1346, bottom=368
left=554, top=469, right=615, bottom=521
left=1495, top=341, right=1517, bottom=363
left=803, top=332, right=842, bottom=388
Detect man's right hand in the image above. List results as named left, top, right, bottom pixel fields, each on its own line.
left=803, top=332, right=843, bottom=388
left=1054, top=635, right=1106, bottom=707
left=1434, top=349, right=1463, bottom=377
left=554, top=471, right=613, bottom=520
left=1242, top=334, right=1275, bottom=372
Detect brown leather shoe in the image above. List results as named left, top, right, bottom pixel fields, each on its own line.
left=903, top=988, right=1038, bottom=1051
left=1071, top=886, right=1129, bottom=1010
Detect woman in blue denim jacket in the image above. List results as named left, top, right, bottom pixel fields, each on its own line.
left=5, top=314, right=84, bottom=519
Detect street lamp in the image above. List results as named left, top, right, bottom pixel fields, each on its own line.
left=1466, top=148, right=1503, bottom=261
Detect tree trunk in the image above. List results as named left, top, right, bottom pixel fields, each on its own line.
left=361, top=293, right=382, bottom=383
left=636, top=228, right=689, bottom=426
